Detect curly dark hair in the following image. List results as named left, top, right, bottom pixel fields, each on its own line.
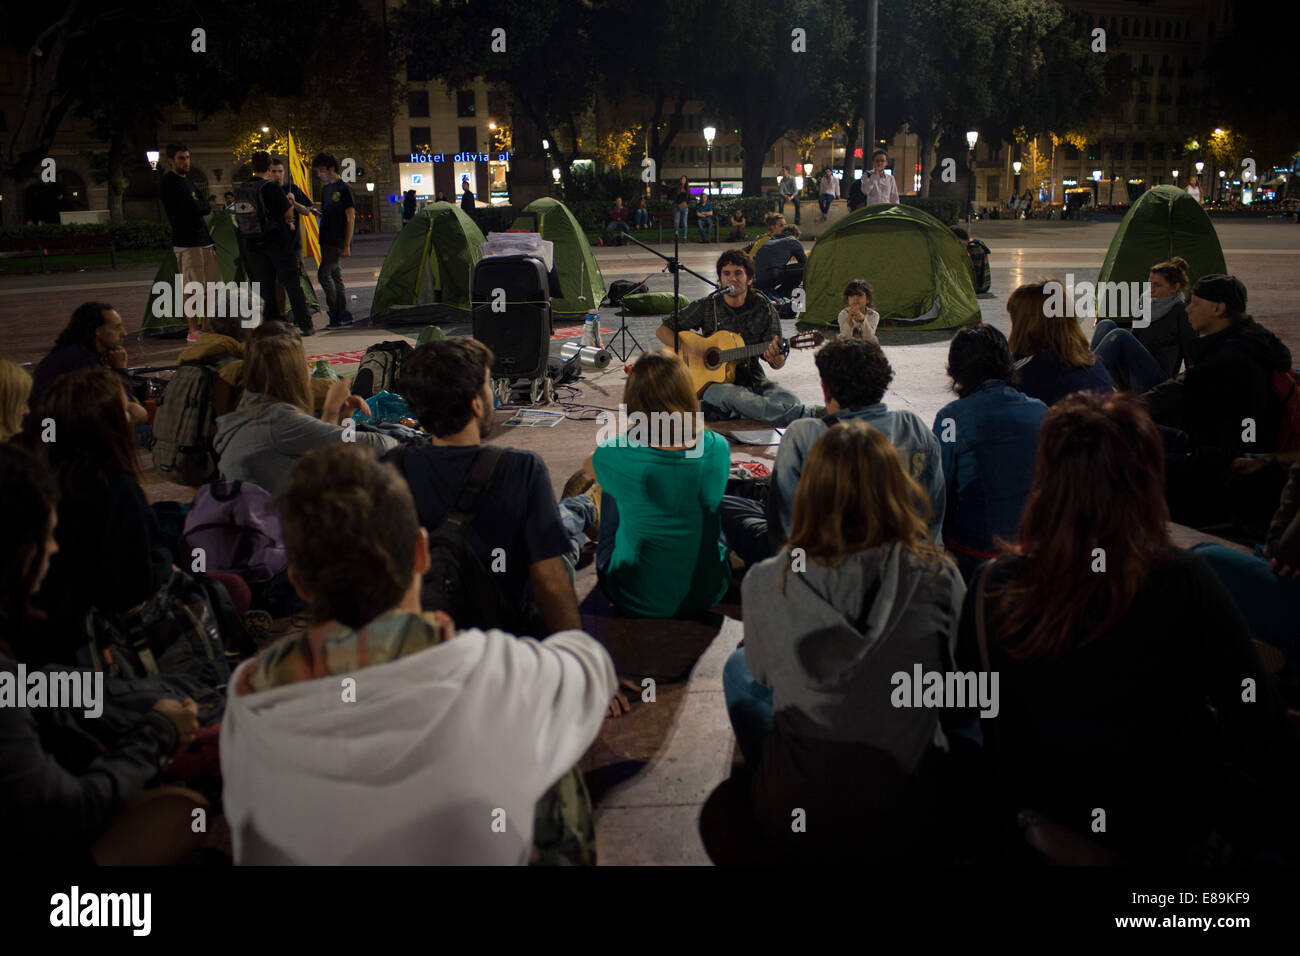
left=276, top=444, right=419, bottom=629
left=0, top=444, right=59, bottom=629
left=716, top=249, right=754, bottom=280
left=399, top=337, right=495, bottom=438
left=53, top=302, right=114, bottom=352
left=814, top=338, right=894, bottom=408
left=946, top=324, right=1018, bottom=397
left=311, top=151, right=340, bottom=173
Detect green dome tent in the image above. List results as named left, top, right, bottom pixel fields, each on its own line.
left=370, top=203, right=485, bottom=324
left=1097, top=184, right=1227, bottom=295
left=512, top=197, right=606, bottom=317
left=141, top=210, right=319, bottom=335
left=801, top=203, right=980, bottom=331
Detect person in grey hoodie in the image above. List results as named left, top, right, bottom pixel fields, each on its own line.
left=214, top=323, right=396, bottom=495
left=724, top=420, right=964, bottom=861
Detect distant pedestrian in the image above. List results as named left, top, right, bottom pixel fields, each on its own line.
left=269, top=155, right=318, bottom=320
left=602, top=196, right=631, bottom=246
left=673, top=176, right=690, bottom=240
left=778, top=166, right=800, bottom=224
left=240, top=150, right=315, bottom=336
left=435, top=191, right=448, bottom=203
left=402, top=190, right=417, bottom=225
left=696, top=193, right=715, bottom=243
left=729, top=205, right=747, bottom=240
left=313, top=151, right=355, bottom=329
left=224, top=191, right=236, bottom=209
left=818, top=166, right=839, bottom=220
left=1186, top=176, right=1203, bottom=204
left=460, top=176, right=475, bottom=212
left=862, top=149, right=899, bottom=205
left=632, top=196, right=650, bottom=230
left=160, top=143, right=218, bottom=342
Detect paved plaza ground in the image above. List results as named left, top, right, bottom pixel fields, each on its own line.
left=2, top=217, right=1297, bottom=864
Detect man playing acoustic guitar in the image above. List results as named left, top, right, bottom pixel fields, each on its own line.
left=655, top=249, right=823, bottom=426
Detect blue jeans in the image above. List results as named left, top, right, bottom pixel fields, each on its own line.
left=701, top=380, right=813, bottom=427
left=557, top=495, right=596, bottom=571
left=818, top=193, right=834, bottom=215
left=720, top=495, right=773, bottom=566
left=1193, top=543, right=1300, bottom=666
left=1091, top=319, right=1166, bottom=393
left=779, top=195, right=800, bottom=224
left=723, top=648, right=774, bottom=767
left=633, top=209, right=650, bottom=228
left=603, top=220, right=630, bottom=244
left=674, top=206, right=688, bottom=238
left=697, top=217, right=714, bottom=242
left=317, top=242, right=348, bottom=320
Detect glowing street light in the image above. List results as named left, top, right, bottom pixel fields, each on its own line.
left=145, top=149, right=160, bottom=169
left=366, top=182, right=375, bottom=192
left=551, top=167, right=561, bottom=181
left=1012, top=160, right=1022, bottom=175
left=965, top=131, right=978, bottom=223
left=261, top=126, right=270, bottom=133
left=702, top=125, right=716, bottom=196
left=1195, top=160, right=1204, bottom=175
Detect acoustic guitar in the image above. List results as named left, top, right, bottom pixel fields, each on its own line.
left=676, top=329, right=825, bottom=396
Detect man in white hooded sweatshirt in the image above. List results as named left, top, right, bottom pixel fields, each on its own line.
left=219, top=443, right=617, bottom=865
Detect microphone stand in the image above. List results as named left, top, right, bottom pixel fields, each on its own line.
left=614, top=230, right=718, bottom=358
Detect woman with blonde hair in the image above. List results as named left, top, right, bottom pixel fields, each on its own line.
left=725, top=420, right=964, bottom=862
left=214, top=322, right=397, bottom=494
left=0, top=359, right=33, bottom=442
left=1007, top=280, right=1113, bottom=406
left=572, top=349, right=730, bottom=617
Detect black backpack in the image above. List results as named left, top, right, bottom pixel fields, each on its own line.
left=353, top=339, right=414, bottom=399
left=388, top=444, right=529, bottom=633
left=151, top=355, right=236, bottom=487
left=232, top=178, right=274, bottom=240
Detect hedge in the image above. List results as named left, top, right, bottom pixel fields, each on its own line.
left=898, top=196, right=963, bottom=225
left=0, top=220, right=173, bottom=251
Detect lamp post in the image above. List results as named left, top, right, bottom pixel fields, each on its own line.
left=1218, top=168, right=1226, bottom=202
left=146, top=149, right=162, bottom=223
left=1013, top=160, right=1022, bottom=212
left=965, top=130, right=978, bottom=224
left=1172, top=169, right=1179, bottom=187
left=703, top=125, right=715, bottom=198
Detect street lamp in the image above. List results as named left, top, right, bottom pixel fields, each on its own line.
left=1172, top=169, right=1179, bottom=185
left=1218, top=168, right=1226, bottom=202
left=146, top=149, right=162, bottom=223
left=1195, top=160, right=1204, bottom=175
left=366, top=182, right=375, bottom=192
left=965, top=130, right=978, bottom=223
left=702, top=125, right=716, bottom=197
left=1012, top=159, right=1022, bottom=205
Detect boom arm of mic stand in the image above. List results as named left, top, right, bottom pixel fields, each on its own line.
left=615, top=231, right=720, bottom=352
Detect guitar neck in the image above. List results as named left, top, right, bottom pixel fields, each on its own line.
left=716, top=340, right=774, bottom=363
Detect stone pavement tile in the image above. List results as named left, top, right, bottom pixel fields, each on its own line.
left=594, top=804, right=712, bottom=866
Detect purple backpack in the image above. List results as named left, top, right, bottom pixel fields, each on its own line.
left=180, top=481, right=287, bottom=582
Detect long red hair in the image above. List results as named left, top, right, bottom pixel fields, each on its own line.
left=991, top=392, right=1170, bottom=658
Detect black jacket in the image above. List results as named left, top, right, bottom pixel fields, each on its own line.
left=1145, top=316, right=1293, bottom=455
left=0, top=651, right=178, bottom=864
left=1133, top=298, right=1197, bottom=381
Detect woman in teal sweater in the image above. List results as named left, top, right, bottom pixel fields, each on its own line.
left=581, top=351, right=731, bottom=617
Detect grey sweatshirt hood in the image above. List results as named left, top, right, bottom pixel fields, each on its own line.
left=741, top=543, right=965, bottom=771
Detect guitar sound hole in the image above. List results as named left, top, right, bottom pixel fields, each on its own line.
left=704, top=348, right=722, bottom=369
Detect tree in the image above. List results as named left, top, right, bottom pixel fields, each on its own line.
left=695, top=0, right=852, bottom=196
left=392, top=0, right=600, bottom=200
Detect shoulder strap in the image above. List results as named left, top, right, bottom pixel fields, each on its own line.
left=433, top=445, right=509, bottom=539
left=974, top=559, right=996, bottom=674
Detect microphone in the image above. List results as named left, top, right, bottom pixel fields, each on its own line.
left=713, top=284, right=734, bottom=296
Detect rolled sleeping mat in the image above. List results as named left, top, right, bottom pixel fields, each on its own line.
left=560, top=342, right=612, bottom=370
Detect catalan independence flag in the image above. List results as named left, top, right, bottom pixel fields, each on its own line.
left=288, top=131, right=322, bottom=267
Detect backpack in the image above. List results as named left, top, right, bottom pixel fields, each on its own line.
left=152, top=356, right=234, bottom=487
left=966, top=239, right=991, bottom=293
left=388, top=444, right=528, bottom=632
left=180, top=480, right=288, bottom=584
left=353, top=339, right=414, bottom=399
left=80, top=569, right=233, bottom=690
left=232, top=177, right=274, bottom=240
left=604, top=279, right=648, bottom=307
left=1273, top=368, right=1300, bottom=453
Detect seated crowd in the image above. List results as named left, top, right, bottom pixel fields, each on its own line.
left=3, top=247, right=1298, bottom=866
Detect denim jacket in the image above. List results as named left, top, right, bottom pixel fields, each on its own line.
left=769, top=403, right=946, bottom=550
left=932, top=381, right=1047, bottom=571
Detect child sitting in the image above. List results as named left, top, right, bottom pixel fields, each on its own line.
left=837, top=279, right=881, bottom=342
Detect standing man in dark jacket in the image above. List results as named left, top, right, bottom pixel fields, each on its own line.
left=1145, top=275, right=1293, bottom=528
left=243, top=151, right=316, bottom=336
left=314, top=152, right=356, bottom=328
left=161, top=144, right=218, bottom=342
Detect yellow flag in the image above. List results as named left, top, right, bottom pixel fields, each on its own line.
left=288, top=132, right=322, bottom=267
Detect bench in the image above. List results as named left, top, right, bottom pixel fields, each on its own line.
left=0, top=234, right=117, bottom=273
